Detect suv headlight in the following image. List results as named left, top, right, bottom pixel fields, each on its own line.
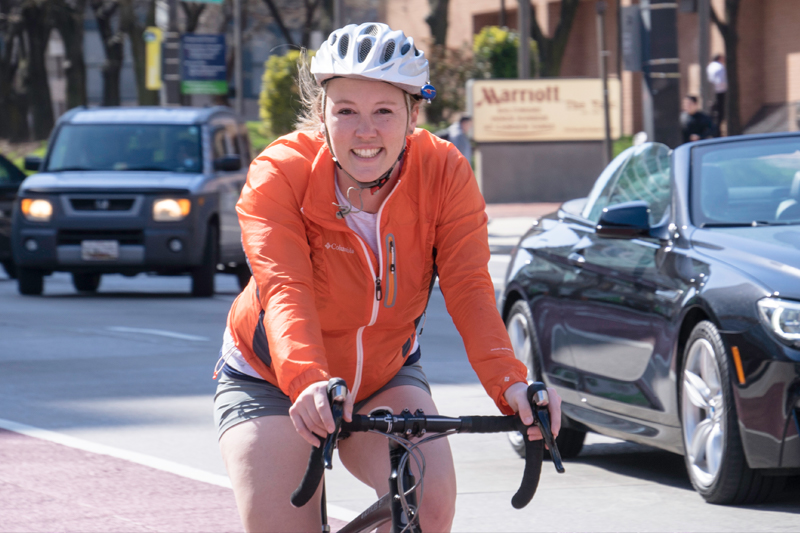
left=20, top=198, right=53, bottom=222
left=153, top=198, right=191, bottom=221
left=757, top=297, right=800, bottom=347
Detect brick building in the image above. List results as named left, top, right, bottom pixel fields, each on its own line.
left=384, top=0, right=800, bottom=136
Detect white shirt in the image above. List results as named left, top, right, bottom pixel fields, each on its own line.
left=707, top=61, right=728, bottom=93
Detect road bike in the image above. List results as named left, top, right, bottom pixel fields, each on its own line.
left=291, top=378, right=565, bottom=533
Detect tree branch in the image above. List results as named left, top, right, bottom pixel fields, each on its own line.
left=710, top=4, right=727, bottom=39
left=263, top=0, right=295, bottom=46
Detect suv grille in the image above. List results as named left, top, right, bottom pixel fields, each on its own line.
left=57, top=229, right=144, bottom=246
left=69, top=198, right=136, bottom=211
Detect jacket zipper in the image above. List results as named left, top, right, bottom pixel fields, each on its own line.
left=384, top=234, right=397, bottom=308
left=349, top=180, right=402, bottom=400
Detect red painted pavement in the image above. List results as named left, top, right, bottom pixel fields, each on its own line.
left=0, top=429, right=347, bottom=532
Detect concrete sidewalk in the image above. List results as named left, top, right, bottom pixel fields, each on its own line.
left=486, top=202, right=559, bottom=254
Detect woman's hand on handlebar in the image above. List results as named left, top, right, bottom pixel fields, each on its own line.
left=289, top=380, right=353, bottom=447
left=504, top=382, right=562, bottom=441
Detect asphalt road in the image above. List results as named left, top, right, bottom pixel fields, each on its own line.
left=1, top=263, right=798, bottom=532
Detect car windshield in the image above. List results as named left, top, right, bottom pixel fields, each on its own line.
left=692, top=138, right=800, bottom=227
left=46, top=124, right=202, bottom=173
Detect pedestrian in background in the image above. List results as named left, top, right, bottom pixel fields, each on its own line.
left=680, top=95, right=714, bottom=144
left=436, top=114, right=472, bottom=162
left=706, top=54, right=728, bottom=135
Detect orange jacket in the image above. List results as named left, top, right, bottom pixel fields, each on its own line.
left=226, top=129, right=527, bottom=414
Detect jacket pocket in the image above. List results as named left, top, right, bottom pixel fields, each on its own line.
left=384, top=233, right=397, bottom=308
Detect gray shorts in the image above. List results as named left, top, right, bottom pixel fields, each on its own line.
left=213, top=362, right=431, bottom=439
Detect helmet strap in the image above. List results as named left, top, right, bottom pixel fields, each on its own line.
left=321, top=85, right=410, bottom=220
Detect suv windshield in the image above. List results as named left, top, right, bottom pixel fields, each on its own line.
left=692, top=138, right=800, bottom=227
left=47, top=124, right=202, bottom=173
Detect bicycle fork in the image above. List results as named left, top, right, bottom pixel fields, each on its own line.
left=389, top=438, right=421, bottom=533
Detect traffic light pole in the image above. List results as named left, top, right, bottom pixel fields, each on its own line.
left=640, top=0, right=681, bottom=147
left=163, top=0, right=181, bottom=106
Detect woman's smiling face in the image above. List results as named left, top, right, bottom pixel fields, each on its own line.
left=324, top=78, right=418, bottom=183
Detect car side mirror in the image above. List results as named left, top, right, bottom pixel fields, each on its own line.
left=24, top=156, right=43, bottom=172
left=214, top=155, right=242, bottom=172
left=596, top=201, right=651, bottom=239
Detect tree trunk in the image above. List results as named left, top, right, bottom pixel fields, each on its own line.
left=121, top=0, right=158, bottom=105
left=0, top=0, right=30, bottom=141
left=531, top=0, right=580, bottom=77
left=91, top=0, right=123, bottom=107
left=262, top=0, right=295, bottom=46
left=51, top=0, right=88, bottom=110
left=21, top=0, right=55, bottom=139
left=301, top=0, right=322, bottom=49
left=181, top=1, right=205, bottom=33
left=711, top=0, right=741, bottom=135
left=425, top=0, right=449, bottom=46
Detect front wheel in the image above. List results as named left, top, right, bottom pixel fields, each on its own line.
left=505, top=300, right=586, bottom=459
left=192, top=224, right=218, bottom=297
left=680, top=321, right=785, bottom=504
left=2, top=259, right=17, bottom=279
left=17, top=268, right=44, bottom=295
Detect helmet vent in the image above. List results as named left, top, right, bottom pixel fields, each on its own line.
left=358, top=38, right=372, bottom=63
left=329, top=33, right=338, bottom=45
left=400, top=42, right=411, bottom=55
left=414, top=46, right=420, bottom=56
left=361, top=24, right=378, bottom=36
left=382, top=41, right=395, bottom=63
left=338, top=34, right=349, bottom=58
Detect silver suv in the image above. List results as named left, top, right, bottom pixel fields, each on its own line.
left=12, top=106, right=252, bottom=296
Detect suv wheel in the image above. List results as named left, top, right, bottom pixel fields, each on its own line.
left=18, top=268, right=44, bottom=295
left=680, top=321, right=786, bottom=504
left=72, top=273, right=101, bottom=293
left=505, top=300, right=586, bottom=459
left=192, top=224, right=218, bottom=297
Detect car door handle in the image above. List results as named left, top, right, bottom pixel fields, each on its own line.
left=568, top=252, right=585, bottom=266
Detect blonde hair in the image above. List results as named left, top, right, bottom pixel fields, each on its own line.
left=295, top=49, right=421, bottom=133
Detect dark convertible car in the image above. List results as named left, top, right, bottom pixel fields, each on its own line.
left=499, top=133, right=800, bottom=504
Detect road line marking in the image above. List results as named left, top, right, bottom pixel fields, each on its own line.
left=107, top=326, right=209, bottom=341
left=0, top=417, right=357, bottom=523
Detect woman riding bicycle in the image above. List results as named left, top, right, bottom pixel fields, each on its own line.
left=213, top=22, right=562, bottom=532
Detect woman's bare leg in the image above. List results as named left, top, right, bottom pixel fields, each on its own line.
left=219, top=416, right=323, bottom=533
left=338, top=385, right=457, bottom=533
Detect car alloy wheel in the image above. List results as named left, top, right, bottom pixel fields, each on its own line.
left=679, top=321, right=786, bottom=504
left=681, top=334, right=725, bottom=489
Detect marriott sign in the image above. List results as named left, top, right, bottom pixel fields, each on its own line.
left=467, top=78, right=621, bottom=142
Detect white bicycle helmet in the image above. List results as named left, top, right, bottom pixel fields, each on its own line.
left=311, top=22, right=433, bottom=100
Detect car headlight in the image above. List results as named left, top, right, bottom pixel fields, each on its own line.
left=757, top=297, right=800, bottom=347
left=153, top=198, right=191, bottom=221
left=20, top=198, right=53, bottom=222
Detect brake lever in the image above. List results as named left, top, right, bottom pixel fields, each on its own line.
left=322, top=378, right=347, bottom=469
left=527, top=383, right=565, bottom=474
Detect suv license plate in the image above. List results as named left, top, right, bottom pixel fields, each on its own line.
left=81, top=240, right=119, bottom=261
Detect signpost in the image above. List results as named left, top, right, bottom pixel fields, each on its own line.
left=181, top=34, right=228, bottom=95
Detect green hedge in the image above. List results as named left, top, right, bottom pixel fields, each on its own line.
left=259, top=50, right=315, bottom=137
left=473, top=26, right=538, bottom=79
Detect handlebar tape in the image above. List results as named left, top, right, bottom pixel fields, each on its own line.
left=290, top=438, right=325, bottom=508
left=511, top=438, right=544, bottom=509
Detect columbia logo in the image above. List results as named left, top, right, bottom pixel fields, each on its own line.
left=325, top=242, right=354, bottom=254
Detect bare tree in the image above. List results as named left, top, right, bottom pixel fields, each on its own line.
left=51, top=0, right=88, bottom=110
left=710, top=0, right=741, bottom=135
left=20, top=0, right=55, bottom=139
left=120, top=0, right=158, bottom=105
left=182, top=0, right=205, bottom=33
left=0, top=0, right=29, bottom=140
left=90, top=0, right=123, bottom=106
left=425, top=0, right=448, bottom=45
left=530, top=0, right=580, bottom=77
